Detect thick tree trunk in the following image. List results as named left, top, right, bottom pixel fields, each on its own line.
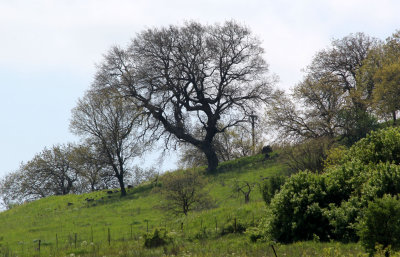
left=201, top=143, right=219, bottom=173
left=117, top=175, right=127, bottom=197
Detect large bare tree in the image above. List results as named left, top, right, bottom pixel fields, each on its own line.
left=94, top=21, right=274, bottom=172
left=70, top=88, right=147, bottom=196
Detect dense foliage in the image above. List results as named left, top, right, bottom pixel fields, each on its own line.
left=257, top=127, right=400, bottom=254
left=357, top=194, right=400, bottom=255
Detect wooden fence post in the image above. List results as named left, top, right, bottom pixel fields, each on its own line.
left=74, top=233, right=77, bottom=248
left=130, top=224, right=133, bottom=239
left=91, top=226, right=94, bottom=243
left=108, top=228, right=111, bottom=246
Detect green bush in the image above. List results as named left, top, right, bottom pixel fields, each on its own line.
left=357, top=194, right=400, bottom=255
left=323, top=197, right=361, bottom=242
left=267, top=171, right=329, bottom=242
left=348, top=127, right=400, bottom=165
left=361, top=162, right=400, bottom=202
left=143, top=228, right=172, bottom=248
left=261, top=175, right=287, bottom=204
left=255, top=127, right=400, bottom=244
left=324, top=160, right=367, bottom=205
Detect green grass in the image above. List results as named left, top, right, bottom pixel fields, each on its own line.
left=0, top=154, right=371, bottom=256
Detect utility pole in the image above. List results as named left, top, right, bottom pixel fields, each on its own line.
left=249, top=113, right=258, bottom=155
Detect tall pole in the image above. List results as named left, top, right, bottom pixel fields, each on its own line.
left=249, top=113, right=258, bottom=155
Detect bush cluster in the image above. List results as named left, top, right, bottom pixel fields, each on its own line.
left=143, top=228, right=172, bottom=248
left=257, top=127, right=400, bottom=253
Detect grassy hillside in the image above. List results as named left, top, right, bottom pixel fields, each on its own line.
left=0, top=154, right=366, bottom=256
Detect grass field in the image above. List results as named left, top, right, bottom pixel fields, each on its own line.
left=0, top=154, right=374, bottom=256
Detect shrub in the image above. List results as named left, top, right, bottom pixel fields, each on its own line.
left=348, top=127, right=400, bottom=165
left=357, top=194, right=400, bottom=255
left=261, top=175, right=286, bottom=204
left=361, top=162, right=400, bottom=203
left=324, top=160, right=368, bottom=205
left=280, top=137, right=332, bottom=173
left=220, top=218, right=247, bottom=235
left=267, top=171, right=329, bottom=242
left=323, top=197, right=361, bottom=242
left=143, top=228, right=172, bottom=248
left=323, top=145, right=348, bottom=169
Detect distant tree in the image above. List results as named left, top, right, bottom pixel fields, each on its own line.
left=160, top=169, right=212, bottom=216
left=23, top=144, right=79, bottom=196
left=307, top=32, right=379, bottom=110
left=69, top=144, right=116, bottom=192
left=0, top=144, right=80, bottom=206
left=95, top=21, right=275, bottom=172
left=70, top=88, right=149, bottom=197
left=371, top=31, right=400, bottom=125
left=266, top=33, right=379, bottom=145
left=0, top=170, right=26, bottom=209
left=232, top=179, right=257, bottom=204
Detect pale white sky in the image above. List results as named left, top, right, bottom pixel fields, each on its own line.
left=1, top=0, right=400, bottom=178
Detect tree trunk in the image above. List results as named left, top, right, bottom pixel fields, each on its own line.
left=201, top=143, right=219, bottom=173
left=393, top=111, right=397, bottom=125
left=117, top=175, right=127, bottom=197
left=244, top=193, right=250, bottom=204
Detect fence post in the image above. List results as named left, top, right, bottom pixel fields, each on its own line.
left=74, top=233, right=77, bottom=248
left=38, top=239, right=41, bottom=253
left=91, top=226, right=94, bottom=243
left=108, top=228, right=111, bottom=246
left=234, top=217, right=237, bottom=233
left=130, top=224, right=133, bottom=239
left=56, top=234, right=58, bottom=249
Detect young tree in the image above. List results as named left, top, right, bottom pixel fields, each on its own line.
left=70, top=88, right=148, bottom=196
left=232, top=179, right=257, bottom=204
left=160, top=169, right=211, bottom=216
left=95, top=21, right=274, bottom=172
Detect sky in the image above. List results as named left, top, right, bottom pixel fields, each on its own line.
left=1, top=0, right=400, bottom=179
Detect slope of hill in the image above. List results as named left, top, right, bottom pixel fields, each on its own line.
left=0, top=154, right=365, bottom=256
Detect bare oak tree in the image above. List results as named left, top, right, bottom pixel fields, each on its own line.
left=94, top=21, right=274, bottom=172
left=70, top=88, right=148, bottom=196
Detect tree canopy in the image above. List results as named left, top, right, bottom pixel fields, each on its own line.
left=94, top=21, right=275, bottom=172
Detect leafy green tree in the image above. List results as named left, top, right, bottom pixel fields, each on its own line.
left=95, top=21, right=275, bottom=172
